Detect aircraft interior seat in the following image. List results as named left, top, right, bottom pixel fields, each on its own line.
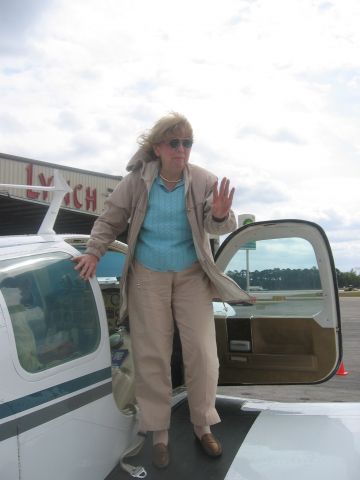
left=8, top=303, right=43, bottom=372
left=111, top=328, right=136, bottom=410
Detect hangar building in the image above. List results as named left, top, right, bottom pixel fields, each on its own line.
left=0, top=153, right=123, bottom=236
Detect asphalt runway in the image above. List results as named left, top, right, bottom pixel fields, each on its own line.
left=217, top=297, right=360, bottom=402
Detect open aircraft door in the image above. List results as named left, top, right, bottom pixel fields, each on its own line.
left=214, top=220, right=342, bottom=385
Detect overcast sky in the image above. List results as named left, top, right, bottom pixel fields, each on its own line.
left=1, top=0, right=359, bottom=272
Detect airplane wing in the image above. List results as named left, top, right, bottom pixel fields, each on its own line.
left=108, top=395, right=360, bottom=480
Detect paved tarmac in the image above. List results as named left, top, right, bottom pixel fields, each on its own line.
left=217, top=297, right=360, bottom=402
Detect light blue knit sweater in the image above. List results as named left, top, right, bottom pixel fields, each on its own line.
left=134, top=176, right=198, bottom=271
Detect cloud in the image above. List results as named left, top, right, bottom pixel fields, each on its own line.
left=227, top=0, right=257, bottom=25
left=0, top=0, right=55, bottom=55
left=0, top=113, right=26, bottom=133
left=1, top=0, right=360, bottom=271
left=237, top=126, right=305, bottom=145
left=55, top=110, right=82, bottom=131
left=69, top=134, right=103, bottom=157
left=318, top=2, right=334, bottom=12
left=234, top=180, right=289, bottom=207
left=299, top=67, right=360, bottom=117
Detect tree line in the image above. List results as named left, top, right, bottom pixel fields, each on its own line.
left=227, top=267, right=322, bottom=290
left=335, top=269, right=360, bottom=289
left=226, top=267, right=360, bottom=290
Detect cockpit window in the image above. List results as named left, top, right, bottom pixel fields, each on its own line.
left=0, top=252, right=101, bottom=373
left=76, top=246, right=125, bottom=279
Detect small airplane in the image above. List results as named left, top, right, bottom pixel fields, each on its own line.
left=1, top=171, right=359, bottom=480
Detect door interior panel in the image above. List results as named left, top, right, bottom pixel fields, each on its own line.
left=216, top=316, right=337, bottom=384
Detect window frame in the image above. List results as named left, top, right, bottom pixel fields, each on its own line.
left=0, top=246, right=107, bottom=380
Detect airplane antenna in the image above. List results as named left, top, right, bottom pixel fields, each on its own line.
left=0, top=170, right=72, bottom=235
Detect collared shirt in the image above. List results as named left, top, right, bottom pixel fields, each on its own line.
left=134, top=175, right=198, bottom=271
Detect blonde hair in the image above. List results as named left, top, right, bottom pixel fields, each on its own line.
left=137, top=112, right=193, bottom=160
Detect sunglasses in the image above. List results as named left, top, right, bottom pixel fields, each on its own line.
left=165, top=138, right=193, bottom=149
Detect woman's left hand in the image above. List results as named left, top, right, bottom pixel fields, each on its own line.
left=212, top=177, right=235, bottom=220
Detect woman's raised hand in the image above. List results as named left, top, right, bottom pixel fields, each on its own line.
left=212, top=177, right=235, bottom=220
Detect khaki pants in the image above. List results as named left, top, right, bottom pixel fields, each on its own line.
left=128, top=261, right=220, bottom=432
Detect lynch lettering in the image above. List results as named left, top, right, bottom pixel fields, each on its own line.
left=25, top=163, right=98, bottom=212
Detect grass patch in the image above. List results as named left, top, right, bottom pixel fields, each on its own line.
left=339, top=291, right=360, bottom=297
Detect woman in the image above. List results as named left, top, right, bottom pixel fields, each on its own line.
left=73, top=112, right=249, bottom=469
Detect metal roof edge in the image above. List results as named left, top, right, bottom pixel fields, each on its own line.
left=0, top=152, right=123, bottom=180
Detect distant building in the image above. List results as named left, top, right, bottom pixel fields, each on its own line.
left=0, top=153, right=122, bottom=236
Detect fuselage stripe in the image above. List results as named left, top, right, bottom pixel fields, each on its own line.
left=0, top=381, right=112, bottom=442
left=0, top=367, right=111, bottom=420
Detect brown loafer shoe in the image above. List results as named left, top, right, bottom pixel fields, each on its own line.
left=196, top=433, right=223, bottom=457
left=152, top=443, right=170, bottom=469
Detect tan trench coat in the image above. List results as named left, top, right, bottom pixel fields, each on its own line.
left=85, top=149, right=250, bottom=319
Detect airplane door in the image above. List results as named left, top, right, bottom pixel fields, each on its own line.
left=214, top=220, right=341, bottom=385
left=0, top=314, right=20, bottom=479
